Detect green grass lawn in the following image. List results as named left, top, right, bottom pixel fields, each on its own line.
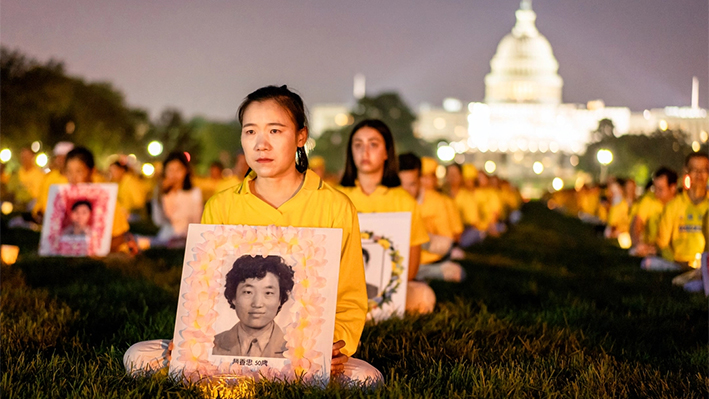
left=2, top=202, right=707, bottom=398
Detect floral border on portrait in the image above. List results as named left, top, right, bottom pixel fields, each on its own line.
left=176, top=225, right=330, bottom=384
left=46, top=185, right=110, bottom=256
left=360, top=231, right=404, bottom=313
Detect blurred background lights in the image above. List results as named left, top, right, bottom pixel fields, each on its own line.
left=596, top=149, right=613, bottom=165
left=442, top=98, right=462, bottom=112
left=147, top=141, right=163, bottom=157
left=31, top=141, right=41, bottom=153
left=36, top=153, right=48, bottom=167
left=142, top=163, right=155, bottom=177
left=533, top=161, right=544, bottom=174
left=692, top=141, right=700, bottom=152
left=552, top=177, right=564, bottom=191
left=0, top=149, right=11, bottom=163
left=436, top=145, right=455, bottom=162
left=658, top=120, right=668, bottom=131
left=569, top=155, right=579, bottom=166
left=484, top=160, right=496, bottom=174
left=617, top=232, right=632, bottom=249
left=1, top=201, right=13, bottom=215
left=184, top=152, right=191, bottom=162
left=334, top=113, right=349, bottom=126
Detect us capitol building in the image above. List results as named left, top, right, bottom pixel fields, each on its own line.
left=311, top=0, right=708, bottom=193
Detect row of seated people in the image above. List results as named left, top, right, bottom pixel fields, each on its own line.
left=547, top=153, right=709, bottom=289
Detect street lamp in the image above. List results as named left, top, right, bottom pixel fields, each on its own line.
left=596, top=148, right=613, bottom=182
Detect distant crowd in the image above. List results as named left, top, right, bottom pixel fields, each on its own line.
left=546, top=153, right=708, bottom=291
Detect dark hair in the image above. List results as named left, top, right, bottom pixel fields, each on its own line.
left=685, top=152, right=709, bottom=167
left=340, top=119, right=401, bottom=187
left=654, top=166, right=678, bottom=186
left=446, top=163, right=462, bottom=173
left=398, top=152, right=422, bottom=174
left=163, top=151, right=193, bottom=192
left=224, top=255, right=295, bottom=313
left=66, top=147, right=95, bottom=170
left=237, top=85, right=309, bottom=173
left=362, top=247, right=370, bottom=264
left=110, top=161, right=129, bottom=172
left=71, top=200, right=92, bottom=212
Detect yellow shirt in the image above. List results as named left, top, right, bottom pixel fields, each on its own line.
left=337, top=183, right=429, bottom=247
left=34, top=171, right=129, bottom=238
left=476, top=188, right=502, bottom=230
left=18, top=166, right=46, bottom=199
left=214, top=175, right=242, bottom=194
left=657, top=191, right=709, bottom=263
left=116, top=173, right=147, bottom=212
left=607, top=199, right=630, bottom=234
left=202, top=170, right=367, bottom=357
left=452, top=187, right=480, bottom=229
left=419, top=189, right=455, bottom=264
left=633, top=192, right=665, bottom=245
left=443, top=194, right=464, bottom=236
left=193, top=176, right=222, bottom=204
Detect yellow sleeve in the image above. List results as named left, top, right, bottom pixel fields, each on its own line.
left=111, top=204, right=130, bottom=237
left=201, top=194, right=226, bottom=224
left=332, top=200, right=368, bottom=357
left=430, top=193, right=455, bottom=239
left=656, top=201, right=674, bottom=251
left=410, top=202, right=429, bottom=246
left=444, top=195, right=464, bottom=235
left=634, top=197, right=651, bottom=222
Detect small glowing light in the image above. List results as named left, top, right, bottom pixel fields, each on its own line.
left=31, top=141, right=41, bottom=153
left=1, top=244, right=19, bottom=265
left=443, top=98, right=462, bottom=112
left=484, top=160, right=496, bottom=174
left=701, top=131, right=708, bottom=143
left=0, top=149, right=11, bottom=163
left=65, top=121, right=76, bottom=134
left=36, top=153, right=48, bottom=167
left=147, top=141, right=163, bottom=157
left=528, top=141, right=538, bottom=153
left=549, top=142, right=559, bottom=153
left=542, top=157, right=553, bottom=167
left=142, top=163, right=156, bottom=177
left=692, top=141, right=701, bottom=152
left=467, top=137, right=477, bottom=148
left=552, top=177, right=564, bottom=191
left=184, top=152, right=191, bottom=162
left=596, top=149, right=613, bottom=165
left=334, top=113, right=349, bottom=127
left=538, top=142, right=548, bottom=153
left=659, top=120, right=668, bottom=131
left=435, top=165, right=446, bottom=179
left=128, top=154, right=137, bottom=161
left=684, top=175, right=691, bottom=190
left=533, top=161, right=544, bottom=175
left=617, top=232, right=632, bottom=249
left=570, top=155, right=579, bottom=166
left=643, top=110, right=651, bottom=120
left=575, top=176, right=585, bottom=191
left=498, top=142, right=508, bottom=152
left=433, top=117, right=446, bottom=130
left=454, top=126, right=467, bottom=137
left=1, top=201, right=13, bottom=215
left=437, top=145, right=456, bottom=162
left=454, top=154, right=466, bottom=164
left=513, top=152, right=524, bottom=162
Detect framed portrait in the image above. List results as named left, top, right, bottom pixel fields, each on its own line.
left=358, top=212, right=411, bottom=321
left=39, top=183, right=118, bottom=257
left=170, top=224, right=343, bottom=384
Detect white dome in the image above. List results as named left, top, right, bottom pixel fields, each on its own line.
left=485, top=1, right=563, bottom=105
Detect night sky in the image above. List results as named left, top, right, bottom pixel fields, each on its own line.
left=2, top=0, right=707, bottom=120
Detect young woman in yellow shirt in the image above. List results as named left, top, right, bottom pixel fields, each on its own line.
left=337, top=119, right=435, bottom=314
left=123, top=85, right=381, bottom=384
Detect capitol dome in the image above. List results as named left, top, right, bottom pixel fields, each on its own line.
left=484, top=0, right=563, bottom=105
